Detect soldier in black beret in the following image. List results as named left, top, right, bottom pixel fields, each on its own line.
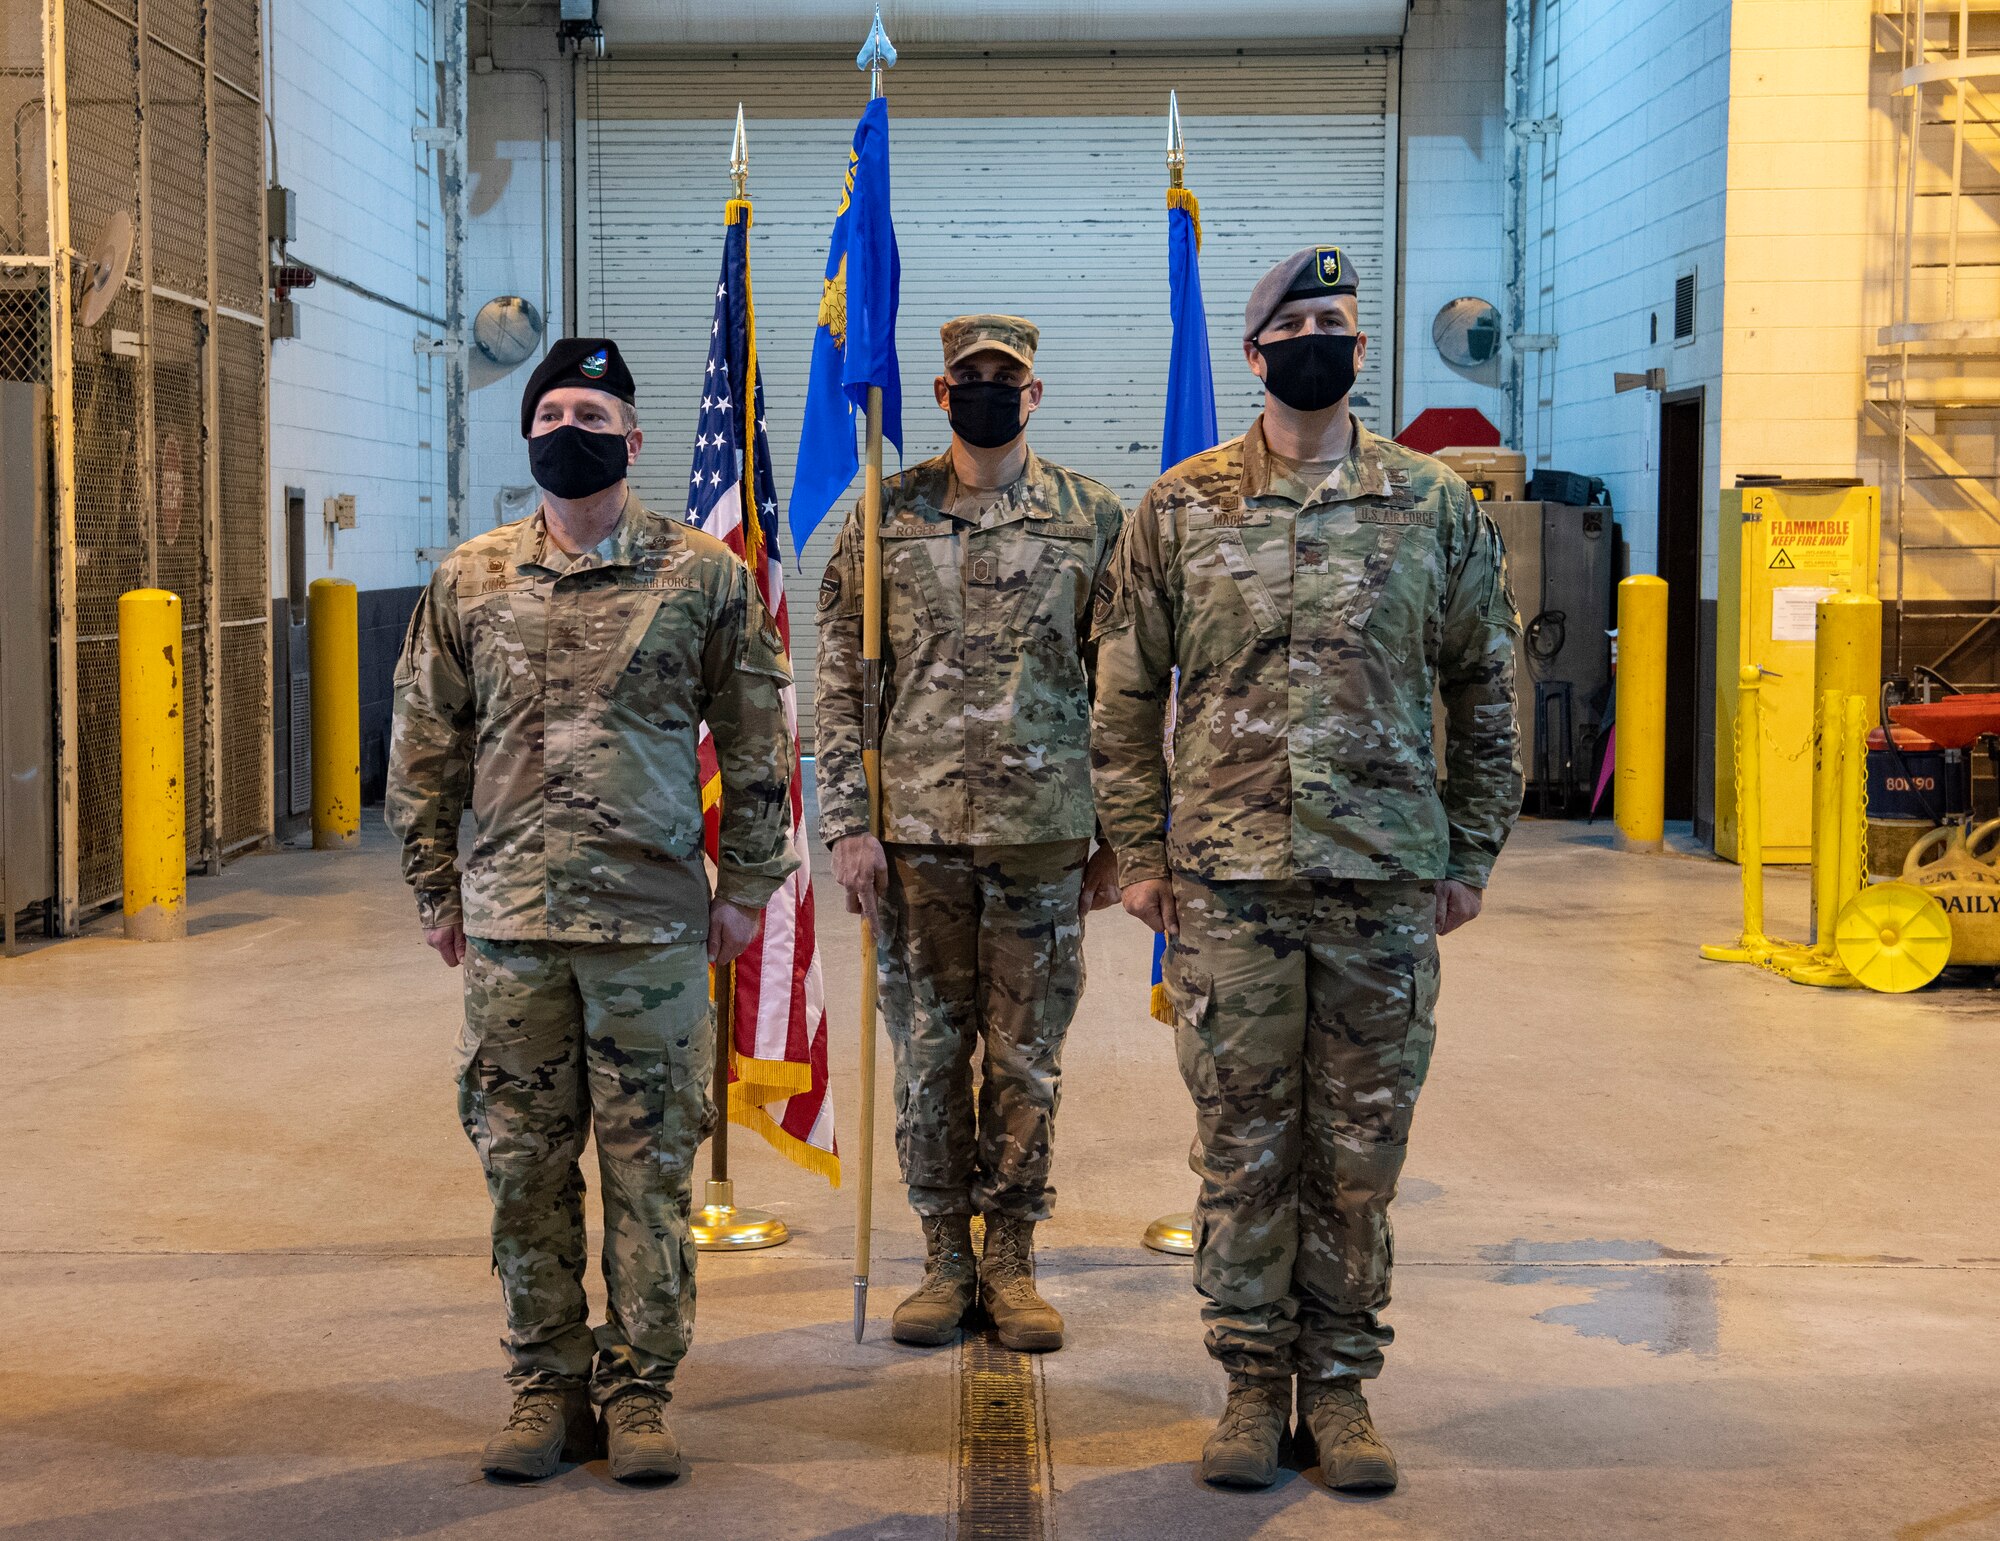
left=519, top=336, right=638, bottom=436
left=390, top=332, right=797, bottom=1484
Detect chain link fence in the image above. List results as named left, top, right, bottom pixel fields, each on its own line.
left=2, top=31, right=51, bottom=383
left=4, top=0, right=270, bottom=924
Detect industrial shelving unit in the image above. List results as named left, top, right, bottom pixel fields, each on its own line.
left=1874, top=0, right=2000, bottom=679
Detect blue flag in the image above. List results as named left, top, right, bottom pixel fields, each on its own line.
left=788, top=96, right=902, bottom=559
left=1153, top=187, right=1220, bottom=1024
left=1162, top=189, right=1220, bottom=472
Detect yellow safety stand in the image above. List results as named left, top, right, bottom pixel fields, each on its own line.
left=1700, top=667, right=1774, bottom=963
left=1786, top=693, right=1870, bottom=989
left=119, top=589, right=187, bottom=941
left=308, top=577, right=361, bottom=850
left=1705, top=686, right=1895, bottom=988
left=1810, top=594, right=1881, bottom=894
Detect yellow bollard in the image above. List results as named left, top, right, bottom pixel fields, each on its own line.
left=1813, top=595, right=1883, bottom=727
left=308, top=577, right=361, bottom=850
left=1701, top=666, right=1771, bottom=962
left=1614, top=575, right=1668, bottom=853
left=119, top=588, right=187, bottom=941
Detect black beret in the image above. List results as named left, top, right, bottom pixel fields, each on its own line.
left=520, top=337, right=635, bottom=436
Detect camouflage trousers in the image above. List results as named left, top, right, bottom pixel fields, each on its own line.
left=1164, top=873, right=1440, bottom=1384
left=875, top=840, right=1089, bottom=1221
left=457, top=937, right=715, bottom=1403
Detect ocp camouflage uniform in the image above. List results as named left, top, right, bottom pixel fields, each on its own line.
left=1091, top=417, right=1521, bottom=1384
left=387, top=494, right=796, bottom=1402
left=816, top=448, right=1123, bottom=1219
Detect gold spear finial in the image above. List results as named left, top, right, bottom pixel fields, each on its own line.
left=730, top=103, right=749, bottom=199
left=1167, top=89, right=1186, bottom=189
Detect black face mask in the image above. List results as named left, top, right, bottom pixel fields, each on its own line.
left=1256, top=333, right=1359, bottom=413
left=528, top=424, right=629, bottom=499
left=946, top=380, right=1027, bottom=449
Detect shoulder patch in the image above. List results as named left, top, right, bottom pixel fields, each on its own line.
left=818, top=568, right=841, bottom=612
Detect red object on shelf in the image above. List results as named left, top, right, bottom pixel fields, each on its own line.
left=1887, top=694, right=2000, bottom=750
left=1396, top=407, right=1501, bottom=455
left=1868, top=724, right=1938, bottom=752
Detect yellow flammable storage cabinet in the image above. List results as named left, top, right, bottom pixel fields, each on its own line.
left=1715, top=481, right=1879, bottom=863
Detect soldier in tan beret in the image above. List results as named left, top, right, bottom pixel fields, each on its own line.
left=816, top=315, right=1125, bottom=1351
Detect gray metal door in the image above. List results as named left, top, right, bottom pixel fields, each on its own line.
left=1, top=382, right=54, bottom=934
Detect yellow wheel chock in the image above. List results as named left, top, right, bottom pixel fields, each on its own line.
left=1833, top=882, right=1952, bottom=994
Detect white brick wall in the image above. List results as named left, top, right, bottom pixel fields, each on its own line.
left=266, top=0, right=446, bottom=595
left=1721, top=0, right=1870, bottom=511
left=1519, top=0, right=1731, bottom=587
left=1398, top=0, right=1508, bottom=437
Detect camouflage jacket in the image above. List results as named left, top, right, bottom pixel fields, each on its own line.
left=385, top=494, right=798, bottom=943
left=1091, top=418, right=1522, bottom=887
left=815, top=448, right=1125, bottom=846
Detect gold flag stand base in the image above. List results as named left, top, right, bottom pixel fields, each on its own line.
left=1142, top=1211, right=1195, bottom=1256
left=691, top=1178, right=790, bottom=1251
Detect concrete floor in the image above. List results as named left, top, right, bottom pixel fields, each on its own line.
left=4, top=820, right=1999, bottom=1540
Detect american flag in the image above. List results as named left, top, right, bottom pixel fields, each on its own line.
left=686, top=198, right=838, bottom=1183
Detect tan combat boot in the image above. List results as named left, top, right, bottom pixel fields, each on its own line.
left=604, top=1388, right=682, bottom=1483
left=891, top=1213, right=978, bottom=1345
left=1298, top=1377, right=1399, bottom=1492
left=979, top=1214, right=1064, bottom=1352
left=480, top=1386, right=598, bottom=1481
left=1200, top=1375, right=1291, bottom=1488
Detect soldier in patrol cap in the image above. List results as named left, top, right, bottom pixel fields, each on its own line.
left=387, top=336, right=797, bottom=1484
left=1091, top=250, right=1522, bottom=1491
left=816, top=314, right=1125, bottom=1351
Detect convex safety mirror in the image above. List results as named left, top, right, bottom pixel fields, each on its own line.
left=1433, top=296, right=1502, bottom=370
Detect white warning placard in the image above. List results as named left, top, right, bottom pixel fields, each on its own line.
left=1772, top=585, right=1836, bottom=642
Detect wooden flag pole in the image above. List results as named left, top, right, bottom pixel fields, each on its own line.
left=855, top=385, right=884, bottom=1340
left=692, top=103, right=788, bottom=1254
left=853, top=4, right=895, bottom=1344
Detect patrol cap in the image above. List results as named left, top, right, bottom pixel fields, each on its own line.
left=1242, top=246, right=1359, bottom=341
left=940, top=314, right=1039, bottom=370
left=520, top=337, right=636, bottom=436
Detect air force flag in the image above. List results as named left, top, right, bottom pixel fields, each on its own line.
left=787, top=96, right=902, bottom=559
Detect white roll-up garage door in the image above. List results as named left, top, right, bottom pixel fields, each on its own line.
left=578, top=48, right=1400, bottom=742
